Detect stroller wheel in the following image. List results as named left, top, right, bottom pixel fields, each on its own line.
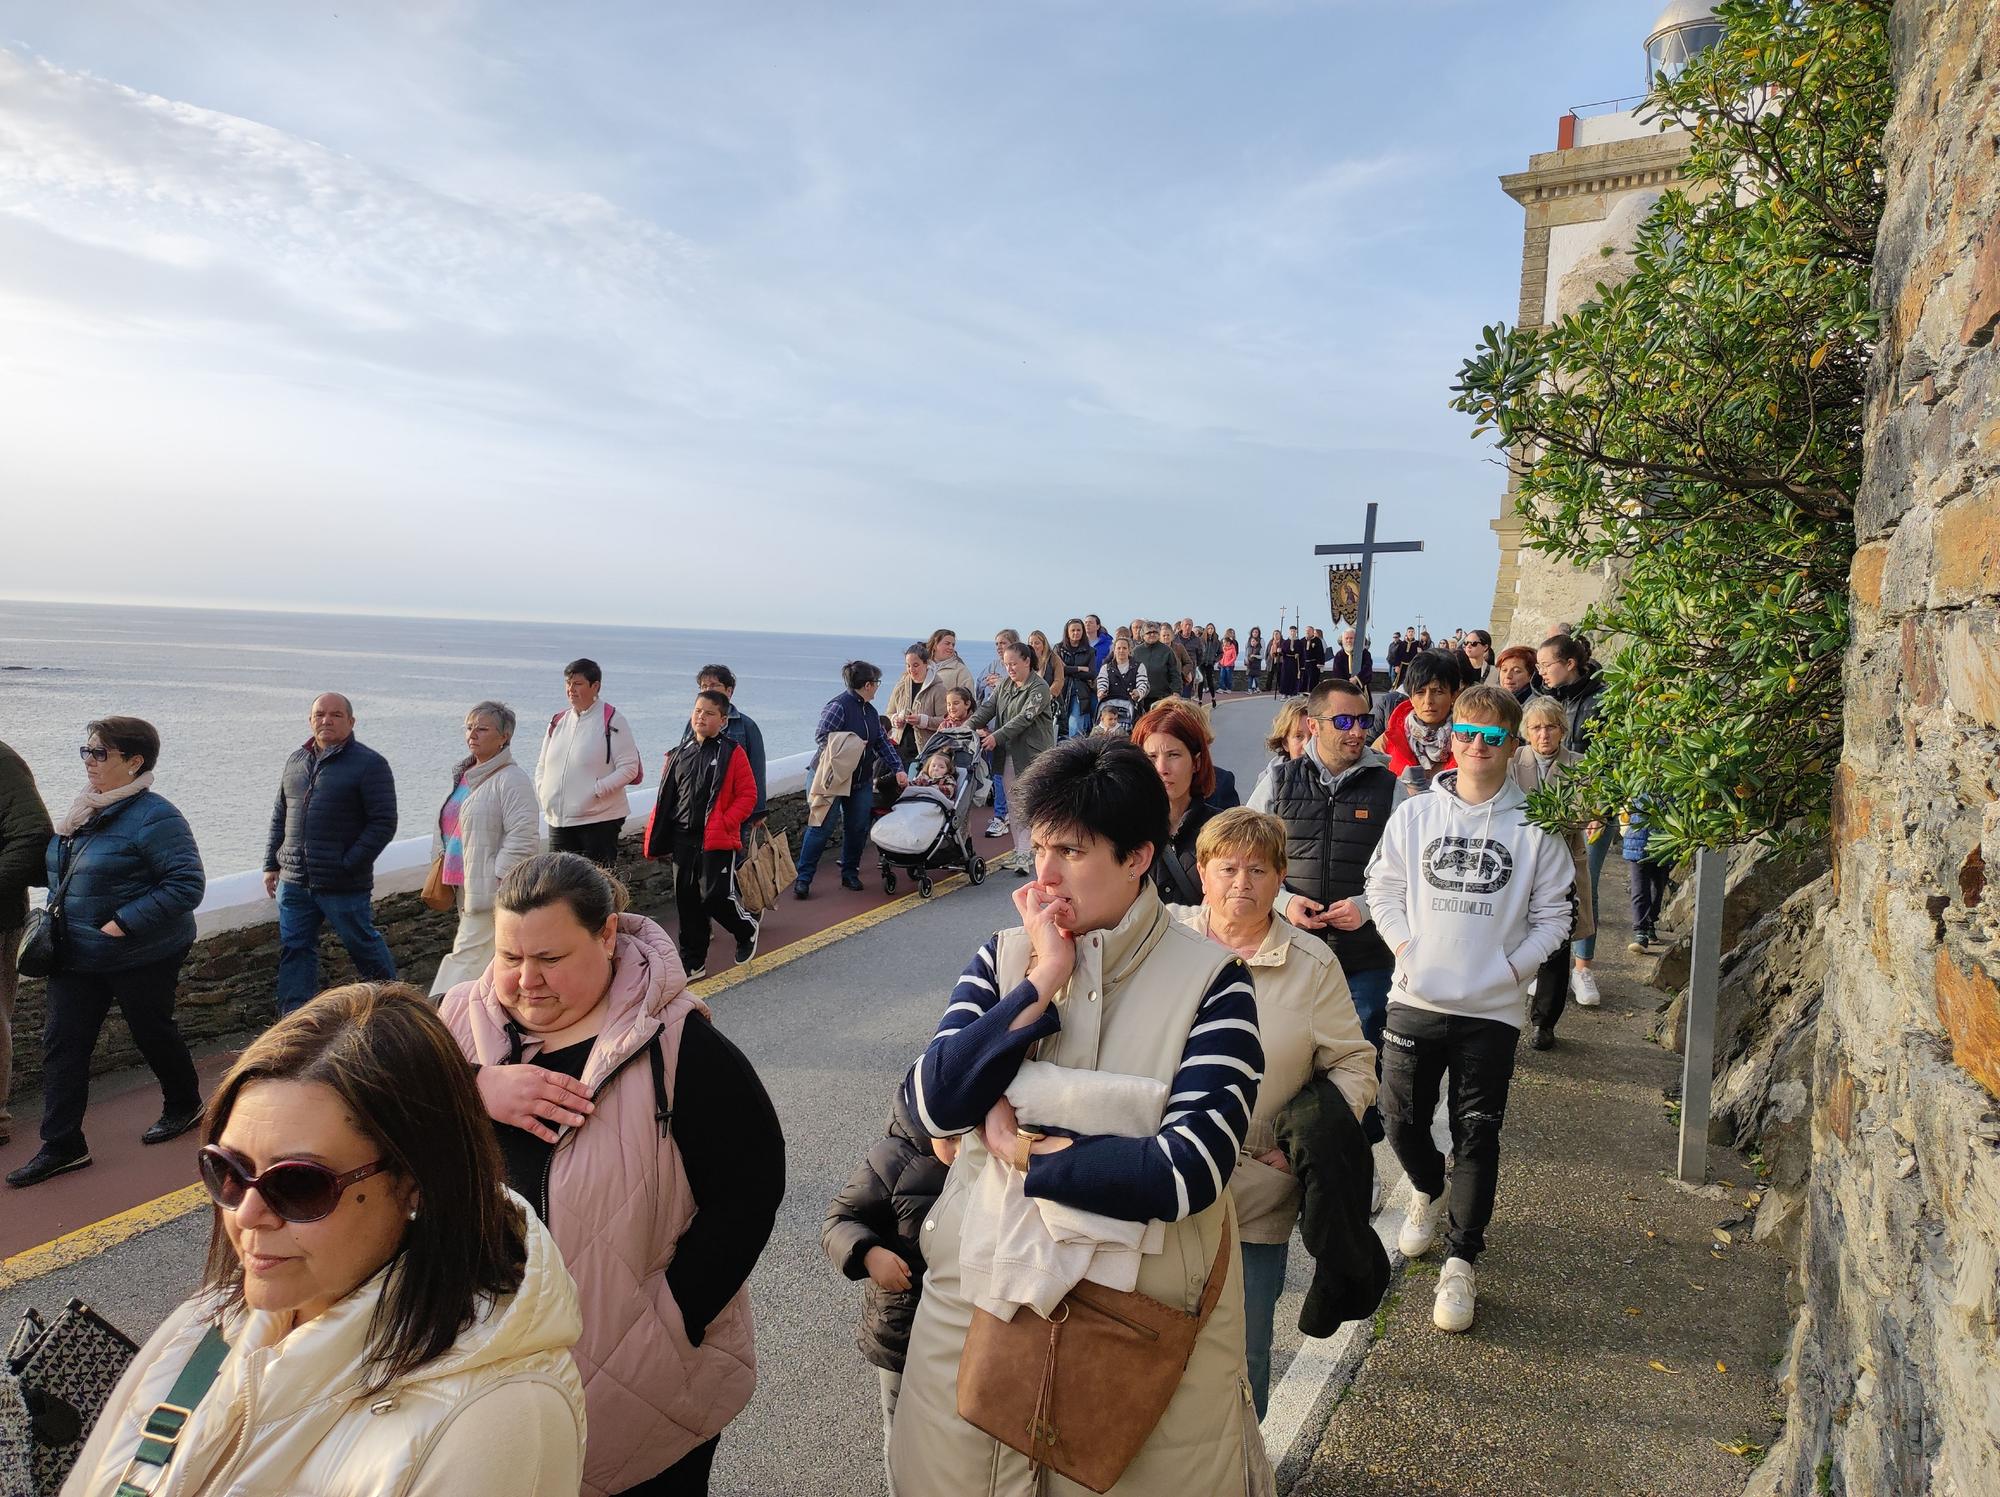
left=968, top=857, right=987, bottom=886
left=917, top=874, right=935, bottom=900
left=883, top=872, right=897, bottom=895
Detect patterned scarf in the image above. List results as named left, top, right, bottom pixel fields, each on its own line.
left=1405, top=710, right=1452, bottom=770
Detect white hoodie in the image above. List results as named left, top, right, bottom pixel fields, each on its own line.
left=1363, top=769, right=1574, bottom=1028
left=534, top=700, right=642, bottom=827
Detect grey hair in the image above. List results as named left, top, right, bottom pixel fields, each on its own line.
left=466, top=700, right=516, bottom=740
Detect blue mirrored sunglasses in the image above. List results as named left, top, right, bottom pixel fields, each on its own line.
left=1312, top=713, right=1374, bottom=732
left=1449, top=722, right=1511, bottom=747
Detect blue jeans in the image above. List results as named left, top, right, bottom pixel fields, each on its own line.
left=1345, top=965, right=1392, bottom=1144
left=1241, top=1239, right=1289, bottom=1419
left=990, top=753, right=1008, bottom=819
left=1572, top=826, right=1614, bottom=960
left=276, top=881, right=398, bottom=1015
left=1219, top=666, right=1235, bottom=692
left=1065, top=696, right=1093, bottom=740
left=794, top=780, right=876, bottom=887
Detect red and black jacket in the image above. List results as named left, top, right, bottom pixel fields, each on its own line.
left=644, top=733, right=758, bottom=856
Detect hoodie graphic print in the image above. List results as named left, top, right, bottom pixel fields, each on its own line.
left=1362, top=770, right=1575, bottom=1028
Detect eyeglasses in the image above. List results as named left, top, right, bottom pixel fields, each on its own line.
left=198, top=1144, right=387, bottom=1224
left=77, top=745, right=111, bottom=763
left=1311, top=713, right=1375, bottom=732
left=1449, top=723, right=1512, bottom=748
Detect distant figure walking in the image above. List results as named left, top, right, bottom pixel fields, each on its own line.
left=0, top=736, right=53, bottom=1149
left=645, top=689, right=763, bottom=981
left=9, top=717, right=204, bottom=1188
left=429, top=701, right=540, bottom=996
left=536, top=658, right=643, bottom=867
left=795, top=661, right=907, bottom=898
left=265, top=693, right=399, bottom=1017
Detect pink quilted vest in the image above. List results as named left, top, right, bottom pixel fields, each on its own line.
left=442, top=914, right=757, bottom=1496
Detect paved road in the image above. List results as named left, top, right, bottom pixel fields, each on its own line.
left=6, top=697, right=1364, bottom=1497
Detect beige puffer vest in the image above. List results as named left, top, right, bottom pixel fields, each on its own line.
left=442, top=915, right=756, bottom=1497
left=888, top=886, right=1269, bottom=1496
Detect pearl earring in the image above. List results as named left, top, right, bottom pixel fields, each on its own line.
left=407, top=1209, right=419, bottom=1222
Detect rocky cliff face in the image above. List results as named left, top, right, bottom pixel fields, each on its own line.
left=1753, top=3, right=2000, bottom=1492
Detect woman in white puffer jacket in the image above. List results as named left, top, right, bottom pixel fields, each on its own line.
left=431, top=700, right=541, bottom=994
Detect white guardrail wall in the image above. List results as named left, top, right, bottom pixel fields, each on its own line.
left=189, top=750, right=817, bottom=939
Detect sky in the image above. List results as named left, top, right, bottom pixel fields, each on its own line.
left=0, top=1, right=1659, bottom=642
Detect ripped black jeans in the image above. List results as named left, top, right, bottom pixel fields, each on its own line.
left=1380, top=1004, right=1520, bottom=1264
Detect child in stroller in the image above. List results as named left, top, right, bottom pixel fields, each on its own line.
left=868, top=729, right=987, bottom=898
left=1094, top=699, right=1135, bottom=737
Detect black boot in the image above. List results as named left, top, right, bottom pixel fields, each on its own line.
left=1529, top=1024, right=1556, bottom=1051
left=142, top=1105, right=204, bottom=1146
left=7, top=1142, right=93, bottom=1188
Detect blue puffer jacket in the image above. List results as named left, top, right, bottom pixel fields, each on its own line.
left=264, top=738, right=399, bottom=893
left=1622, top=804, right=1655, bottom=862
left=46, top=791, right=205, bottom=973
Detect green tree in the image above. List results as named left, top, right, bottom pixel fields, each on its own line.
left=1451, top=0, right=1891, bottom=862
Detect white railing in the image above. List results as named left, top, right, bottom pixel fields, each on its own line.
left=190, top=749, right=816, bottom=939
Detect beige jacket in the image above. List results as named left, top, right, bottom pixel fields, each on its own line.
left=1508, top=746, right=1596, bottom=942
left=432, top=750, right=541, bottom=914
left=807, top=730, right=864, bottom=827
left=1170, top=906, right=1378, bottom=1245
left=886, top=670, right=949, bottom=747
left=889, top=887, right=1272, bottom=1496
left=442, top=915, right=757, bottom=1497
left=63, top=1198, right=584, bottom=1497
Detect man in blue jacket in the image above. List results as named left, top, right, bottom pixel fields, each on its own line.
left=264, top=693, right=399, bottom=1015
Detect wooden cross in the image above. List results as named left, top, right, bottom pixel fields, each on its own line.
left=1315, top=502, right=1423, bottom=674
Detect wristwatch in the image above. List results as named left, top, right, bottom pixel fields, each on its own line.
left=1014, top=1128, right=1044, bottom=1174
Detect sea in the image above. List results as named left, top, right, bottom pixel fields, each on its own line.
left=0, top=600, right=918, bottom=875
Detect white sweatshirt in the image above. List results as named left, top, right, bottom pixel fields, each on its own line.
left=1362, top=770, right=1574, bottom=1028
left=533, top=700, right=642, bottom=827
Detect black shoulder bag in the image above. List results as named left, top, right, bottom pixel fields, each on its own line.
left=16, top=836, right=83, bottom=981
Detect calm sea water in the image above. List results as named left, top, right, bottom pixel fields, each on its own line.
left=0, top=601, right=916, bottom=874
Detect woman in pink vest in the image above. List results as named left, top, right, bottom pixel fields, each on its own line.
left=440, top=852, right=784, bottom=1497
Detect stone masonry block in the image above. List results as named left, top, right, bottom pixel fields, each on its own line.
left=1940, top=610, right=2000, bottom=728
left=1933, top=944, right=2000, bottom=1100
left=1931, top=488, right=2000, bottom=606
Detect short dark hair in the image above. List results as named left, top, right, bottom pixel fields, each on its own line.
left=201, top=984, right=528, bottom=1393
left=1540, top=633, right=1590, bottom=670
left=1404, top=649, right=1465, bottom=695
left=497, top=851, right=630, bottom=932
left=843, top=659, right=883, bottom=691
left=86, top=716, right=161, bottom=773
left=563, top=658, right=602, bottom=685
left=945, top=686, right=974, bottom=710
left=1015, top=738, right=1168, bottom=865
left=1307, top=677, right=1369, bottom=715
left=696, top=663, right=736, bottom=692
left=695, top=688, right=731, bottom=714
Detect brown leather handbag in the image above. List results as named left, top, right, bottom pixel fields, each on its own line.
left=955, top=1234, right=1231, bottom=1493
left=419, top=856, right=454, bottom=912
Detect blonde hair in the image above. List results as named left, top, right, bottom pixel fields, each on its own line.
left=1264, top=696, right=1310, bottom=757
left=1455, top=683, right=1525, bottom=735
left=1521, top=696, right=1568, bottom=732
left=1195, top=807, right=1288, bottom=874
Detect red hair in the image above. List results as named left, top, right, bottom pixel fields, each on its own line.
left=1131, top=700, right=1217, bottom=798
left=1496, top=645, right=1537, bottom=676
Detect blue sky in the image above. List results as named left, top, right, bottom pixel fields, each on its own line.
left=0, top=1, right=1658, bottom=642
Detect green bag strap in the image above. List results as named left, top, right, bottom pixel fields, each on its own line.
left=115, top=1324, right=229, bottom=1496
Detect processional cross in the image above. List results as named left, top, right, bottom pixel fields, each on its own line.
left=1314, top=502, right=1423, bottom=678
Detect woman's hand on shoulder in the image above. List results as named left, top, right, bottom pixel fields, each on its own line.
left=475, top=1064, right=595, bottom=1144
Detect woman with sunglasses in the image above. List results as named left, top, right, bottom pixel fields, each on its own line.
left=64, top=983, right=585, bottom=1496
left=8, top=717, right=205, bottom=1189
left=442, top=851, right=783, bottom=1497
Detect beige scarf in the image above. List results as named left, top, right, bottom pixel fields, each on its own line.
left=56, top=770, right=155, bottom=837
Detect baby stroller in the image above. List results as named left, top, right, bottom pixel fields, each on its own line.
left=1096, top=697, right=1137, bottom=735
left=870, top=728, right=987, bottom=898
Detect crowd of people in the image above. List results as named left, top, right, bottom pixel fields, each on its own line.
left=0, top=607, right=1659, bottom=1496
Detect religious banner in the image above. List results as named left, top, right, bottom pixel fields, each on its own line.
left=1327, top=564, right=1363, bottom=626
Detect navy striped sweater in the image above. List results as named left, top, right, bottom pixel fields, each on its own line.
left=905, top=937, right=1263, bottom=1223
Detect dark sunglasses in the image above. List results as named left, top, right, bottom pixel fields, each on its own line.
left=198, top=1144, right=387, bottom=1224
left=1312, top=713, right=1374, bottom=732
left=1449, top=722, right=1512, bottom=748
left=77, top=745, right=111, bottom=764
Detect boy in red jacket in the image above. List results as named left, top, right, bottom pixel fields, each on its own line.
left=645, top=690, right=760, bottom=979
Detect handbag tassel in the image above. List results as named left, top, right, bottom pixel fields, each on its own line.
left=1025, top=1306, right=1065, bottom=1469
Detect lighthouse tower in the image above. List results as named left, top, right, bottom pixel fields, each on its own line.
left=1485, top=4, right=1723, bottom=645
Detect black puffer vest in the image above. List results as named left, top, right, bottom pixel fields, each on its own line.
left=1268, top=754, right=1398, bottom=973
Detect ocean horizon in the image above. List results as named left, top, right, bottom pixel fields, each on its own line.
left=0, top=598, right=921, bottom=875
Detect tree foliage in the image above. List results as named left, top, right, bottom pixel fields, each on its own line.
left=1450, top=0, right=1892, bottom=861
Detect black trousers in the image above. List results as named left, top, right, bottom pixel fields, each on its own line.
left=1380, top=1005, right=1520, bottom=1264
left=615, top=1435, right=720, bottom=1496
left=1530, top=947, right=1570, bottom=1030
left=549, top=820, right=623, bottom=867
left=41, top=945, right=200, bottom=1151
left=673, top=844, right=757, bottom=969
left=1629, top=859, right=1670, bottom=932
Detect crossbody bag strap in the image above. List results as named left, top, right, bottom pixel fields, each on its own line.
left=115, top=1324, right=229, bottom=1496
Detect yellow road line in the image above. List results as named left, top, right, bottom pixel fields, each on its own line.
left=0, top=1184, right=208, bottom=1291
left=0, top=872, right=977, bottom=1288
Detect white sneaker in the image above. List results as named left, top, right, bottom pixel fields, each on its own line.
left=985, top=817, right=1009, bottom=839
left=1433, top=1256, right=1476, bottom=1333
left=1398, top=1190, right=1444, bottom=1258
left=1571, top=963, right=1602, bottom=1007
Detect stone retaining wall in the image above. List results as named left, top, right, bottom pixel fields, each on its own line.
left=4, top=791, right=822, bottom=1107
left=1751, top=5, right=2000, bottom=1492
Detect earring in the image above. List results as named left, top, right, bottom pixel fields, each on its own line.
left=407, top=1209, right=419, bottom=1222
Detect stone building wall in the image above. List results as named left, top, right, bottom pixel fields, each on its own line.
left=1753, top=3, right=2000, bottom=1492
left=4, top=791, right=822, bottom=1106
